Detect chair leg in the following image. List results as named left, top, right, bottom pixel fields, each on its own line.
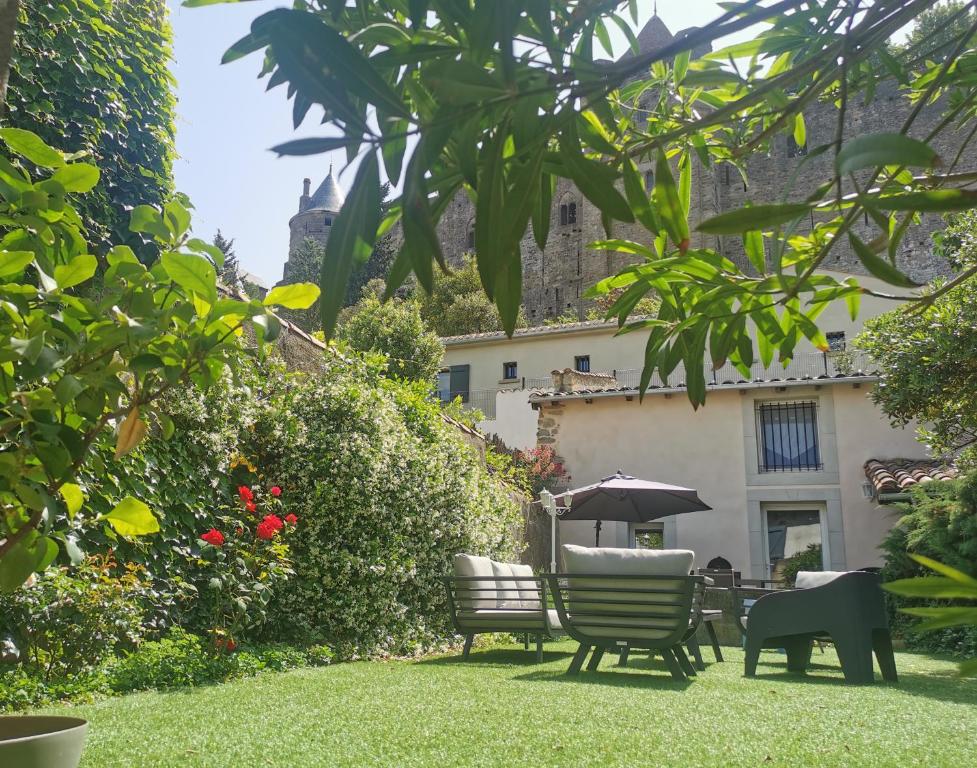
left=536, top=634, right=543, bottom=664
left=783, top=636, right=814, bottom=674
left=705, top=620, right=724, bottom=662
left=617, top=647, right=630, bottom=667
left=687, top=637, right=705, bottom=672
left=674, top=644, right=697, bottom=677
left=524, top=633, right=529, bottom=650
left=744, top=638, right=762, bottom=677
left=462, top=634, right=474, bottom=659
left=873, top=629, right=898, bottom=683
left=586, top=647, right=605, bottom=672
left=660, top=648, right=687, bottom=681
left=834, top=631, right=875, bottom=685
left=568, top=643, right=591, bottom=676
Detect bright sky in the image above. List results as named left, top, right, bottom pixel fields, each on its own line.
left=167, top=1, right=911, bottom=287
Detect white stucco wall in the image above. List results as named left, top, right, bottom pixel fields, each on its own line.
left=476, top=390, right=538, bottom=450
left=544, top=380, right=931, bottom=575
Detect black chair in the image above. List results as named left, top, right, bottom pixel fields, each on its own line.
left=740, top=571, right=897, bottom=685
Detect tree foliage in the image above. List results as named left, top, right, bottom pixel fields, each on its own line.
left=6, top=0, right=175, bottom=258
left=856, top=223, right=977, bottom=465
left=219, top=0, right=977, bottom=407
left=338, top=282, right=444, bottom=382
left=419, top=255, right=526, bottom=336
left=213, top=229, right=239, bottom=288
left=904, top=0, right=977, bottom=61
left=0, top=130, right=319, bottom=591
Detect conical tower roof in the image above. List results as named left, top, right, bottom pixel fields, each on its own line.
left=634, top=13, right=673, bottom=55
left=308, top=166, right=345, bottom=212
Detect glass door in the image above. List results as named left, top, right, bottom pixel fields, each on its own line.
left=764, top=507, right=826, bottom=581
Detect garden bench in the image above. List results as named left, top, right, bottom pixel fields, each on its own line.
left=547, top=545, right=704, bottom=680
left=444, top=554, right=563, bottom=662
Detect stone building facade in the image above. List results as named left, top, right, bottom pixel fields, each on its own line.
left=288, top=14, right=966, bottom=324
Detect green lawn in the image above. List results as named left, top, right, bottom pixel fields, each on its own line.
left=40, top=641, right=977, bottom=768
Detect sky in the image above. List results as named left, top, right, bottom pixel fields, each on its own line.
left=166, top=0, right=759, bottom=287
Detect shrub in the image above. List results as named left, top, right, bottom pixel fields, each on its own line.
left=0, top=557, right=149, bottom=677
left=881, top=474, right=977, bottom=658
left=249, top=353, right=522, bottom=655
left=780, top=544, right=823, bottom=588
left=107, top=628, right=318, bottom=693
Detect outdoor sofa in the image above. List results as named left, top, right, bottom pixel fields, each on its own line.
left=737, top=570, right=898, bottom=684
left=444, top=554, right=563, bottom=662
left=547, top=545, right=706, bottom=680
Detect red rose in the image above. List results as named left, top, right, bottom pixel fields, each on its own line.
left=270, top=486, right=282, bottom=497
left=256, top=520, right=277, bottom=540
left=225, top=638, right=237, bottom=652
left=200, top=528, right=224, bottom=547
left=235, top=526, right=244, bottom=536
left=285, top=513, right=298, bottom=525
left=246, top=500, right=257, bottom=513
left=237, top=485, right=253, bottom=502
left=262, top=514, right=284, bottom=532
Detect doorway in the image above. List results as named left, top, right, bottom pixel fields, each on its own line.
left=763, top=505, right=827, bottom=580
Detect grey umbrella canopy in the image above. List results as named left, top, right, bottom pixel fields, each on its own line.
left=556, top=470, right=712, bottom=545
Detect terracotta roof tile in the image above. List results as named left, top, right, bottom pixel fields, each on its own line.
left=864, top=458, right=958, bottom=495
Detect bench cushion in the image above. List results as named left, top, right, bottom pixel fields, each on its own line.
left=795, top=570, right=847, bottom=589
left=462, top=608, right=562, bottom=631
left=562, top=545, right=694, bottom=576
left=453, top=554, right=497, bottom=609
left=510, top=563, right=541, bottom=609
left=490, top=560, right=521, bottom=608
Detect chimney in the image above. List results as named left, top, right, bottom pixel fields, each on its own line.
left=302, top=178, right=311, bottom=196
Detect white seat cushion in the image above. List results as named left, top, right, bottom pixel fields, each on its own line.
left=562, top=544, right=694, bottom=576
left=795, top=570, right=848, bottom=589
left=509, top=563, right=541, bottom=609
left=469, top=608, right=562, bottom=630
left=453, top=553, right=497, bottom=609
left=490, top=560, right=521, bottom=608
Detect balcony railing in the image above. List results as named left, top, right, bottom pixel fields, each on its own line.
left=439, top=351, right=875, bottom=419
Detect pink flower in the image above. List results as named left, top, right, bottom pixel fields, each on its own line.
left=270, top=486, right=282, bottom=497
left=285, top=514, right=298, bottom=526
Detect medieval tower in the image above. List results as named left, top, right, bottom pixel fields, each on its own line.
left=284, top=166, right=345, bottom=281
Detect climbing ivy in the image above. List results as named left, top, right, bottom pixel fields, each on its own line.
left=6, top=0, right=175, bottom=259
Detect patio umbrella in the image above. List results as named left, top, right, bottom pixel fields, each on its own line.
left=556, top=470, right=712, bottom=546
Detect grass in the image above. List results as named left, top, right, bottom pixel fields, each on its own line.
left=38, top=640, right=977, bottom=768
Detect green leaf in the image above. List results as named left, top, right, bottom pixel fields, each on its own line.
left=697, top=203, right=812, bottom=234
left=793, top=113, right=806, bottom=149
left=161, top=252, right=218, bottom=304
left=873, top=189, right=977, bottom=212
left=848, top=233, right=919, bottom=288
left=270, top=137, right=362, bottom=156
left=0, top=128, right=65, bottom=168
left=0, top=250, right=35, bottom=277
left=560, top=139, right=634, bottom=224
left=320, top=152, right=381, bottom=337
left=102, top=496, right=160, bottom=537
left=0, top=534, right=57, bottom=593
left=129, top=205, right=171, bottom=240
left=622, top=159, right=659, bottom=234
left=263, top=282, right=321, bottom=309
left=910, top=553, right=977, bottom=587
left=50, top=163, right=100, bottom=193
left=532, top=172, right=553, bottom=251
left=836, top=133, right=938, bottom=176
left=59, top=482, right=84, bottom=518
left=901, top=606, right=977, bottom=632
left=743, top=230, right=766, bottom=273
left=653, top=151, right=689, bottom=249
left=884, top=576, right=977, bottom=600
left=54, top=254, right=98, bottom=289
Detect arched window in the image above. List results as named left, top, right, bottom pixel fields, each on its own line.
left=559, top=196, right=579, bottom=228
left=560, top=204, right=569, bottom=226
left=644, top=170, right=655, bottom=191
left=707, top=556, right=732, bottom=570
left=567, top=202, right=577, bottom=225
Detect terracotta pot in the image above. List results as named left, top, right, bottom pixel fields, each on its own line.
left=0, top=716, right=88, bottom=768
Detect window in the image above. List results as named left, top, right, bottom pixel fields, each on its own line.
left=574, top=355, right=590, bottom=373
left=644, top=169, right=655, bottom=191
left=437, top=364, right=470, bottom=404
left=324, top=216, right=332, bottom=226
left=466, top=228, right=475, bottom=249
left=560, top=201, right=577, bottom=226
left=502, top=361, right=517, bottom=380
left=787, top=134, right=808, bottom=158
left=633, top=523, right=664, bottom=550
left=765, top=507, right=824, bottom=580
left=826, top=331, right=846, bottom=352
left=756, top=401, right=821, bottom=472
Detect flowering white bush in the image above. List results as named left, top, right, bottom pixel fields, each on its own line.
left=250, top=356, right=522, bottom=656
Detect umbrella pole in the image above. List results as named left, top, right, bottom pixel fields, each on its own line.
left=594, top=520, right=601, bottom=547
